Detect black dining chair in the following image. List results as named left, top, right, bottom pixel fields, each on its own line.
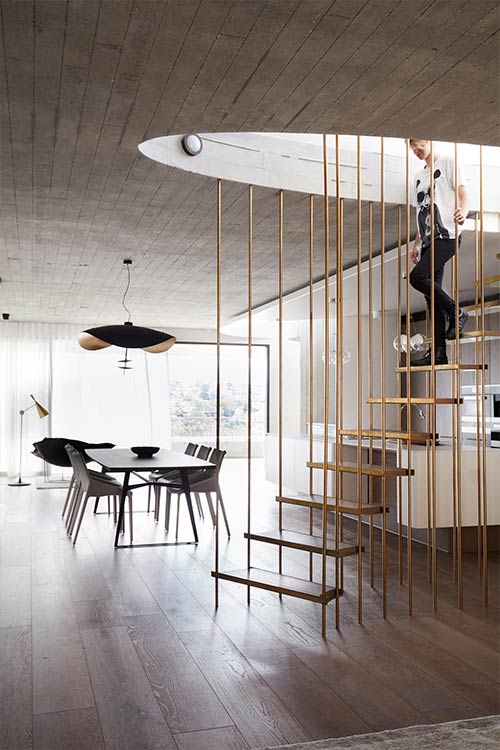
left=147, top=442, right=199, bottom=519
left=160, top=447, right=230, bottom=538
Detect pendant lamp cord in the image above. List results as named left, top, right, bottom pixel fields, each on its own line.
left=122, top=262, right=132, bottom=322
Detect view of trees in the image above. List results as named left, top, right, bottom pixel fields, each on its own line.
left=170, top=379, right=267, bottom=437
left=168, top=344, right=268, bottom=440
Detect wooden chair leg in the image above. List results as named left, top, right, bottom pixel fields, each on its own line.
left=194, top=492, right=204, bottom=519
left=219, top=488, right=231, bottom=537
left=62, top=475, right=75, bottom=518
left=175, top=494, right=180, bottom=539
left=65, top=478, right=80, bottom=527
left=154, top=485, right=160, bottom=522
left=204, top=492, right=216, bottom=527
left=72, top=491, right=90, bottom=544
left=67, top=485, right=83, bottom=535
left=164, top=491, right=171, bottom=531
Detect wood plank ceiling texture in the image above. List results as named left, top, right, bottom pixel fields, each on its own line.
left=0, top=0, right=498, bottom=328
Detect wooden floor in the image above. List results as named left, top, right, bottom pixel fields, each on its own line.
left=1, top=459, right=499, bottom=750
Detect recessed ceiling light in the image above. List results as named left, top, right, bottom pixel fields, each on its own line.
left=181, top=134, right=203, bottom=156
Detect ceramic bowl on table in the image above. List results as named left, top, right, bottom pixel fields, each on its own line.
left=130, top=446, right=160, bottom=458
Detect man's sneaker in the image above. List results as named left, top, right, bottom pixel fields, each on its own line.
left=445, top=308, right=468, bottom=340
left=411, top=347, right=448, bottom=367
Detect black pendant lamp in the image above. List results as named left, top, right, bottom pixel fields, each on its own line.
left=78, top=260, right=176, bottom=368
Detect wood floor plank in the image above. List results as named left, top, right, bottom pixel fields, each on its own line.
left=33, top=707, right=105, bottom=750
left=86, top=535, right=162, bottom=617
left=0, top=521, right=31, bottom=567
left=32, top=579, right=95, bottom=715
left=0, top=566, right=31, bottom=628
left=81, top=625, right=177, bottom=750
left=125, top=613, right=232, bottom=734
left=292, top=638, right=427, bottom=733
left=128, top=548, right=215, bottom=632
left=0, top=626, right=32, bottom=750
left=1, top=466, right=498, bottom=748
left=173, top=568, right=371, bottom=738
left=31, top=531, right=67, bottom=588
left=181, top=628, right=311, bottom=748
left=434, top=605, right=500, bottom=651
left=324, top=621, right=476, bottom=715
left=401, top=616, right=500, bottom=684
left=361, top=619, right=500, bottom=716
left=75, top=597, right=125, bottom=630
left=425, top=706, right=494, bottom=724
left=174, top=726, right=249, bottom=750
left=63, top=545, right=114, bottom=602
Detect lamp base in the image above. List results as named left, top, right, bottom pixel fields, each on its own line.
left=8, top=478, right=31, bottom=487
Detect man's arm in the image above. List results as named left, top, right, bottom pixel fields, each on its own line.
left=412, top=229, right=420, bottom=264
left=454, top=185, right=469, bottom=225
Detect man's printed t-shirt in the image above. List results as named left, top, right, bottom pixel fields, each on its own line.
left=413, top=155, right=464, bottom=249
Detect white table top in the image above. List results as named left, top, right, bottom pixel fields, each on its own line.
left=86, top=447, right=211, bottom=472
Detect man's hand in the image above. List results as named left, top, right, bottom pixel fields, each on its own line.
left=454, top=208, right=466, bottom=225
left=411, top=247, right=419, bottom=264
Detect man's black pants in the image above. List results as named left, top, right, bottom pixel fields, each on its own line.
left=409, top=238, right=459, bottom=350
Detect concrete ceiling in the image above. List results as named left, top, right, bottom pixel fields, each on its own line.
left=0, top=0, right=498, bottom=328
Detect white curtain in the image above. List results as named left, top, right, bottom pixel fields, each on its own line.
left=0, top=322, right=171, bottom=477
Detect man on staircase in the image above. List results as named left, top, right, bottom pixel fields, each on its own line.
left=409, top=139, right=469, bottom=366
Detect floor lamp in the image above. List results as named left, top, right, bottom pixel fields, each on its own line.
left=8, top=394, right=50, bottom=487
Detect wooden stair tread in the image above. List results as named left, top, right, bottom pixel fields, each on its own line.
left=339, top=428, right=436, bottom=442
left=368, top=397, right=463, bottom=404
left=459, top=331, right=500, bottom=339
left=307, top=461, right=413, bottom=477
left=211, top=568, right=340, bottom=603
left=473, top=274, right=500, bottom=286
left=395, top=363, right=488, bottom=372
left=244, top=529, right=359, bottom=557
left=463, top=298, right=499, bottom=312
left=277, top=494, right=389, bottom=515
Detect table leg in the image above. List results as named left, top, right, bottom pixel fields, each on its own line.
left=114, top=471, right=130, bottom=547
left=180, top=468, right=198, bottom=543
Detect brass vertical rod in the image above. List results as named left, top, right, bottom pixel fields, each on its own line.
left=339, top=197, right=345, bottom=598
left=396, top=205, right=403, bottom=586
left=454, top=142, right=463, bottom=608
left=334, top=133, right=341, bottom=629
left=430, top=142, right=438, bottom=612
left=405, top=139, right=413, bottom=615
left=215, top=178, right=222, bottom=609
left=451, top=353, right=457, bottom=582
left=474, top=212, right=482, bottom=574
left=479, top=145, right=488, bottom=606
left=247, top=184, right=253, bottom=604
left=450, top=158, right=458, bottom=583
left=450, top=319, right=457, bottom=584
left=309, top=195, right=315, bottom=582
left=322, top=135, right=330, bottom=637
left=380, top=136, right=387, bottom=619
left=356, top=136, right=363, bottom=624
left=368, top=201, right=375, bottom=587
left=426, top=367, right=432, bottom=582
left=278, top=190, right=284, bottom=581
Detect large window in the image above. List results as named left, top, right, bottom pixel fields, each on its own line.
left=168, top=343, right=268, bottom=456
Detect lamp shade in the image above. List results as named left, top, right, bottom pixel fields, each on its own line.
left=78, top=324, right=176, bottom=353
left=30, top=394, right=49, bottom=418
